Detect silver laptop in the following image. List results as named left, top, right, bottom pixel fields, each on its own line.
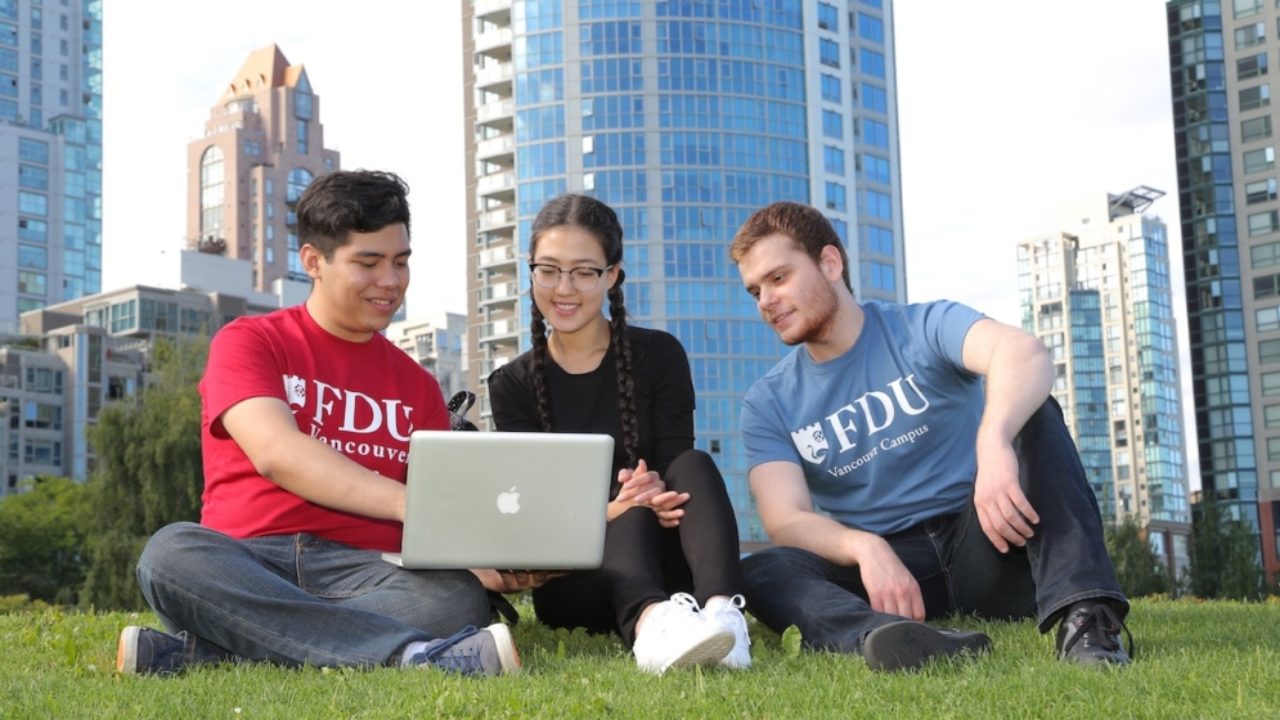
left=383, top=430, right=614, bottom=570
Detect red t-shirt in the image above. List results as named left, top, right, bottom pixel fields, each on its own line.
left=198, top=304, right=447, bottom=551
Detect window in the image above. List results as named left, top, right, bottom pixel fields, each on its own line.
left=861, top=189, right=893, bottom=220
left=861, top=83, right=888, bottom=113
left=1258, top=305, right=1280, bottom=332
left=16, top=270, right=45, bottom=295
left=1241, top=83, right=1271, bottom=110
left=870, top=261, right=895, bottom=292
left=1237, top=21, right=1267, bottom=48
left=825, top=181, right=847, bottom=212
left=18, top=137, right=47, bottom=164
left=1239, top=52, right=1268, bottom=80
left=819, top=38, right=839, bottom=67
left=865, top=225, right=893, bottom=255
left=1245, top=146, right=1276, bottom=173
left=18, top=191, right=46, bottom=216
left=1249, top=209, right=1280, bottom=235
left=1263, top=371, right=1280, bottom=395
left=860, top=48, right=886, bottom=79
left=858, top=12, right=884, bottom=43
left=862, top=154, right=891, bottom=183
left=818, top=2, right=838, bottom=30
left=863, top=119, right=890, bottom=148
left=1269, top=437, right=1280, bottom=462
left=1266, top=404, right=1280, bottom=428
left=1246, top=178, right=1277, bottom=203
left=1254, top=240, right=1280, bottom=268
left=1261, top=338, right=1280, bottom=363
left=200, top=146, right=224, bottom=238
left=296, top=120, right=309, bottom=154
left=1234, top=0, right=1264, bottom=18
left=822, top=109, right=842, bottom=139
left=17, top=244, right=46, bottom=270
left=19, top=218, right=46, bottom=243
left=820, top=73, right=841, bottom=102
left=1243, top=115, right=1273, bottom=141
left=287, top=167, right=314, bottom=203
left=823, top=145, right=845, bottom=175
left=1258, top=273, right=1280, bottom=298
left=18, top=164, right=47, bottom=190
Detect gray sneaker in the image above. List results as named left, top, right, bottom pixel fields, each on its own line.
left=408, top=623, right=521, bottom=676
left=116, top=626, right=187, bottom=675
left=861, top=620, right=992, bottom=672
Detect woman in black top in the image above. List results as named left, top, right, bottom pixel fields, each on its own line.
left=488, top=194, right=751, bottom=673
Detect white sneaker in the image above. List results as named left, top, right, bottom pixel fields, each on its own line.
left=704, top=594, right=752, bottom=670
left=633, top=593, right=734, bottom=674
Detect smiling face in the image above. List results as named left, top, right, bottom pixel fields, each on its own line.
left=529, top=225, right=620, bottom=340
left=302, top=223, right=410, bottom=342
left=737, top=232, right=844, bottom=347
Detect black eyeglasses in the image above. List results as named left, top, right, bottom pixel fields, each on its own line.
left=529, top=263, right=613, bottom=291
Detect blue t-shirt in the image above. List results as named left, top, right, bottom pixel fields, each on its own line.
left=741, top=300, right=986, bottom=535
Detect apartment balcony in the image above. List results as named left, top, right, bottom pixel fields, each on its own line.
left=475, top=0, right=512, bottom=23
left=475, top=62, right=514, bottom=95
left=479, top=206, right=516, bottom=231
left=477, top=169, right=515, bottom=202
left=476, top=133, right=515, bottom=165
left=478, top=243, right=517, bottom=270
left=478, top=318, right=520, bottom=343
left=478, top=353, right=516, bottom=381
left=478, top=281, right=520, bottom=308
left=476, top=98, right=514, bottom=130
left=475, top=27, right=513, bottom=61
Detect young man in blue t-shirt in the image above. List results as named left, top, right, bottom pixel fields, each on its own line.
left=729, top=201, right=1132, bottom=671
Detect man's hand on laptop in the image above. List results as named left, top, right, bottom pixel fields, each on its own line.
left=472, top=568, right=563, bottom=593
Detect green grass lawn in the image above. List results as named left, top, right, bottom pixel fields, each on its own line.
left=2, top=597, right=1278, bottom=719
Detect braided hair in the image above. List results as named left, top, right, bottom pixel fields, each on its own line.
left=528, top=194, right=639, bottom=467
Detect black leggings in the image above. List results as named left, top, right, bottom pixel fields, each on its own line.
left=530, top=449, right=743, bottom=645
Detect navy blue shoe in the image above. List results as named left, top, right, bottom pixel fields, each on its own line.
left=116, top=626, right=186, bottom=675
left=408, top=624, right=521, bottom=676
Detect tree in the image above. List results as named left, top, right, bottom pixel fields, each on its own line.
left=1189, top=495, right=1224, bottom=599
left=1189, top=495, right=1264, bottom=601
left=1104, top=517, right=1169, bottom=598
left=0, top=476, right=93, bottom=604
left=82, top=336, right=208, bottom=610
left=1220, top=516, right=1264, bottom=601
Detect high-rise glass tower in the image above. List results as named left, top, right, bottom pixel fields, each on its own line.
left=1167, top=0, right=1276, bottom=583
left=0, top=0, right=103, bottom=333
left=463, top=0, right=904, bottom=540
left=1017, top=189, right=1192, bottom=580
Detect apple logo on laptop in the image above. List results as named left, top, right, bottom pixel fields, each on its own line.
left=497, top=486, right=521, bottom=514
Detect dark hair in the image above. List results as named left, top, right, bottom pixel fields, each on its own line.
left=730, top=201, right=851, bottom=292
left=527, top=194, right=639, bottom=466
left=296, top=170, right=411, bottom=258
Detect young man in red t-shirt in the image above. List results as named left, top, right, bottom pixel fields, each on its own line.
left=116, top=170, right=525, bottom=676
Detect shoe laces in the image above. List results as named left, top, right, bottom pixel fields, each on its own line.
left=412, top=625, right=487, bottom=674
left=1065, top=604, right=1135, bottom=660
left=670, top=592, right=701, bottom=613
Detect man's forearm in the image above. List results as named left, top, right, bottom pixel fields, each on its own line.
left=977, top=333, right=1053, bottom=444
left=768, top=511, right=884, bottom=568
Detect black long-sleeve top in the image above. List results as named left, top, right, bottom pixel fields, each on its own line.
left=487, top=326, right=695, bottom=490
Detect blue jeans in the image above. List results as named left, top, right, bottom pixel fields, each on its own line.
left=136, top=522, right=492, bottom=668
left=741, top=398, right=1128, bottom=653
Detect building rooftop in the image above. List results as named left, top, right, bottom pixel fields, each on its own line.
left=224, top=43, right=308, bottom=98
